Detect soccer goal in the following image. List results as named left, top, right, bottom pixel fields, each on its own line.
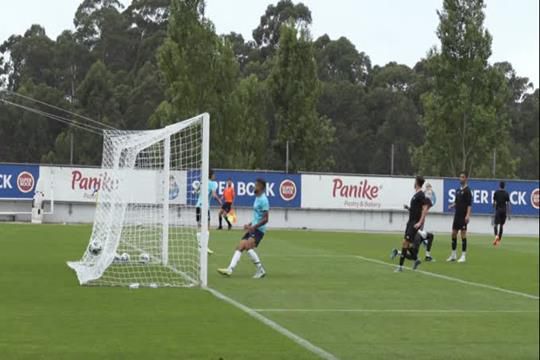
left=68, top=113, right=210, bottom=288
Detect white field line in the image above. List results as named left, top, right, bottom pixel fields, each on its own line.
left=212, top=253, right=539, bottom=300
left=207, top=287, right=339, bottom=360
left=354, top=255, right=540, bottom=300
left=253, top=309, right=538, bottom=314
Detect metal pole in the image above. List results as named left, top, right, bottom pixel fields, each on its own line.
left=285, top=140, right=289, bottom=173
left=492, top=149, right=497, bottom=177
left=285, top=140, right=290, bottom=222
left=70, top=132, right=74, bottom=165
left=390, top=144, right=395, bottom=175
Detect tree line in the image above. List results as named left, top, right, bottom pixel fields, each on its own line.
left=0, top=0, right=538, bottom=179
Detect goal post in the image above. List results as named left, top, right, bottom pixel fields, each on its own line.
left=67, top=113, right=210, bottom=288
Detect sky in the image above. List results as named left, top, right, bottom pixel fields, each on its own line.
left=0, top=0, right=538, bottom=86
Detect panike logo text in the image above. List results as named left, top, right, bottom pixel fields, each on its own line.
left=71, top=170, right=119, bottom=192
left=332, top=178, right=380, bottom=200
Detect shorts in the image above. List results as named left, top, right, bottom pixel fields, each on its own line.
left=242, top=229, right=265, bottom=247
left=404, top=222, right=418, bottom=242
left=221, top=202, right=232, bottom=213
left=494, top=209, right=507, bottom=225
left=452, top=216, right=468, bottom=231
left=196, top=207, right=210, bottom=223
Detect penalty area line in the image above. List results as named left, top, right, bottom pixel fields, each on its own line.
left=253, top=308, right=539, bottom=314
left=207, top=287, right=339, bottom=360
left=354, top=255, right=539, bottom=301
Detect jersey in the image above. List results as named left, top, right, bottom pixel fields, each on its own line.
left=252, top=193, right=270, bottom=233
left=196, top=180, right=218, bottom=207
left=223, top=186, right=235, bottom=203
left=493, top=190, right=510, bottom=211
left=408, top=190, right=427, bottom=224
left=454, top=186, right=472, bottom=218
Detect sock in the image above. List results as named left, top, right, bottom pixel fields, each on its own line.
left=399, top=247, right=407, bottom=266
left=219, top=215, right=223, bottom=227
left=247, top=249, right=263, bottom=270
left=494, top=225, right=498, bottom=236
left=426, top=233, right=434, bottom=252
left=224, top=215, right=232, bottom=227
left=498, top=225, right=503, bottom=239
left=404, top=249, right=415, bottom=260
left=426, top=251, right=431, bottom=257
left=451, top=237, right=457, bottom=252
left=228, top=250, right=242, bottom=271
left=462, top=238, right=467, bottom=252
left=410, top=246, right=419, bottom=260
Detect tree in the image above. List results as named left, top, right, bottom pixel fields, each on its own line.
left=225, top=75, right=270, bottom=169
left=268, top=25, right=335, bottom=171
left=0, top=25, right=57, bottom=90
left=317, top=81, right=369, bottom=173
left=124, top=0, right=170, bottom=71
left=314, top=35, right=371, bottom=85
left=414, top=0, right=514, bottom=177
left=252, top=0, right=311, bottom=59
left=153, top=0, right=243, bottom=167
left=366, top=63, right=422, bottom=175
left=74, top=0, right=125, bottom=47
left=510, top=89, right=539, bottom=179
left=65, top=60, right=121, bottom=165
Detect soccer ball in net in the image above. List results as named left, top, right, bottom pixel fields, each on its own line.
left=88, top=241, right=102, bottom=255
left=192, top=180, right=201, bottom=194
left=139, top=253, right=150, bottom=264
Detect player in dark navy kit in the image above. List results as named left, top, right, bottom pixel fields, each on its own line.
left=390, top=176, right=430, bottom=272
left=447, top=171, right=472, bottom=263
left=492, top=181, right=511, bottom=246
left=417, top=182, right=436, bottom=261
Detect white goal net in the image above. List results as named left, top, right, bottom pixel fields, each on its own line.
left=68, top=114, right=210, bottom=287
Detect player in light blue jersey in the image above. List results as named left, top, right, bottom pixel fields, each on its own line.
left=218, top=178, right=269, bottom=279
left=195, top=169, right=221, bottom=226
left=195, top=169, right=221, bottom=255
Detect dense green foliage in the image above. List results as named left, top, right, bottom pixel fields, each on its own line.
left=0, top=223, right=538, bottom=358
left=0, top=0, right=537, bottom=178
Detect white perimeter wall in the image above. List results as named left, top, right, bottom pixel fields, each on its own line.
left=1, top=201, right=538, bottom=237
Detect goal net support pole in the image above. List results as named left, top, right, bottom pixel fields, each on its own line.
left=200, top=113, right=210, bottom=288
left=162, top=135, right=170, bottom=267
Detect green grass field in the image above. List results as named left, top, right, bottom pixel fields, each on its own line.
left=0, top=223, right=538, bottom=359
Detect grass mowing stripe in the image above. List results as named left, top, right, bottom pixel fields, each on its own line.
left=207, top=287, right=339, bottom=360
left=354, top=255, right=540, bottom=300
left=253, top=309, right=539, bottom=314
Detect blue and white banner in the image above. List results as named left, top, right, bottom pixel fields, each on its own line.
left=444, top=179, right=540, bottom=217
left=187, top=170, right=301, bottom=208
left=0, top=164, right=40, bottom=199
